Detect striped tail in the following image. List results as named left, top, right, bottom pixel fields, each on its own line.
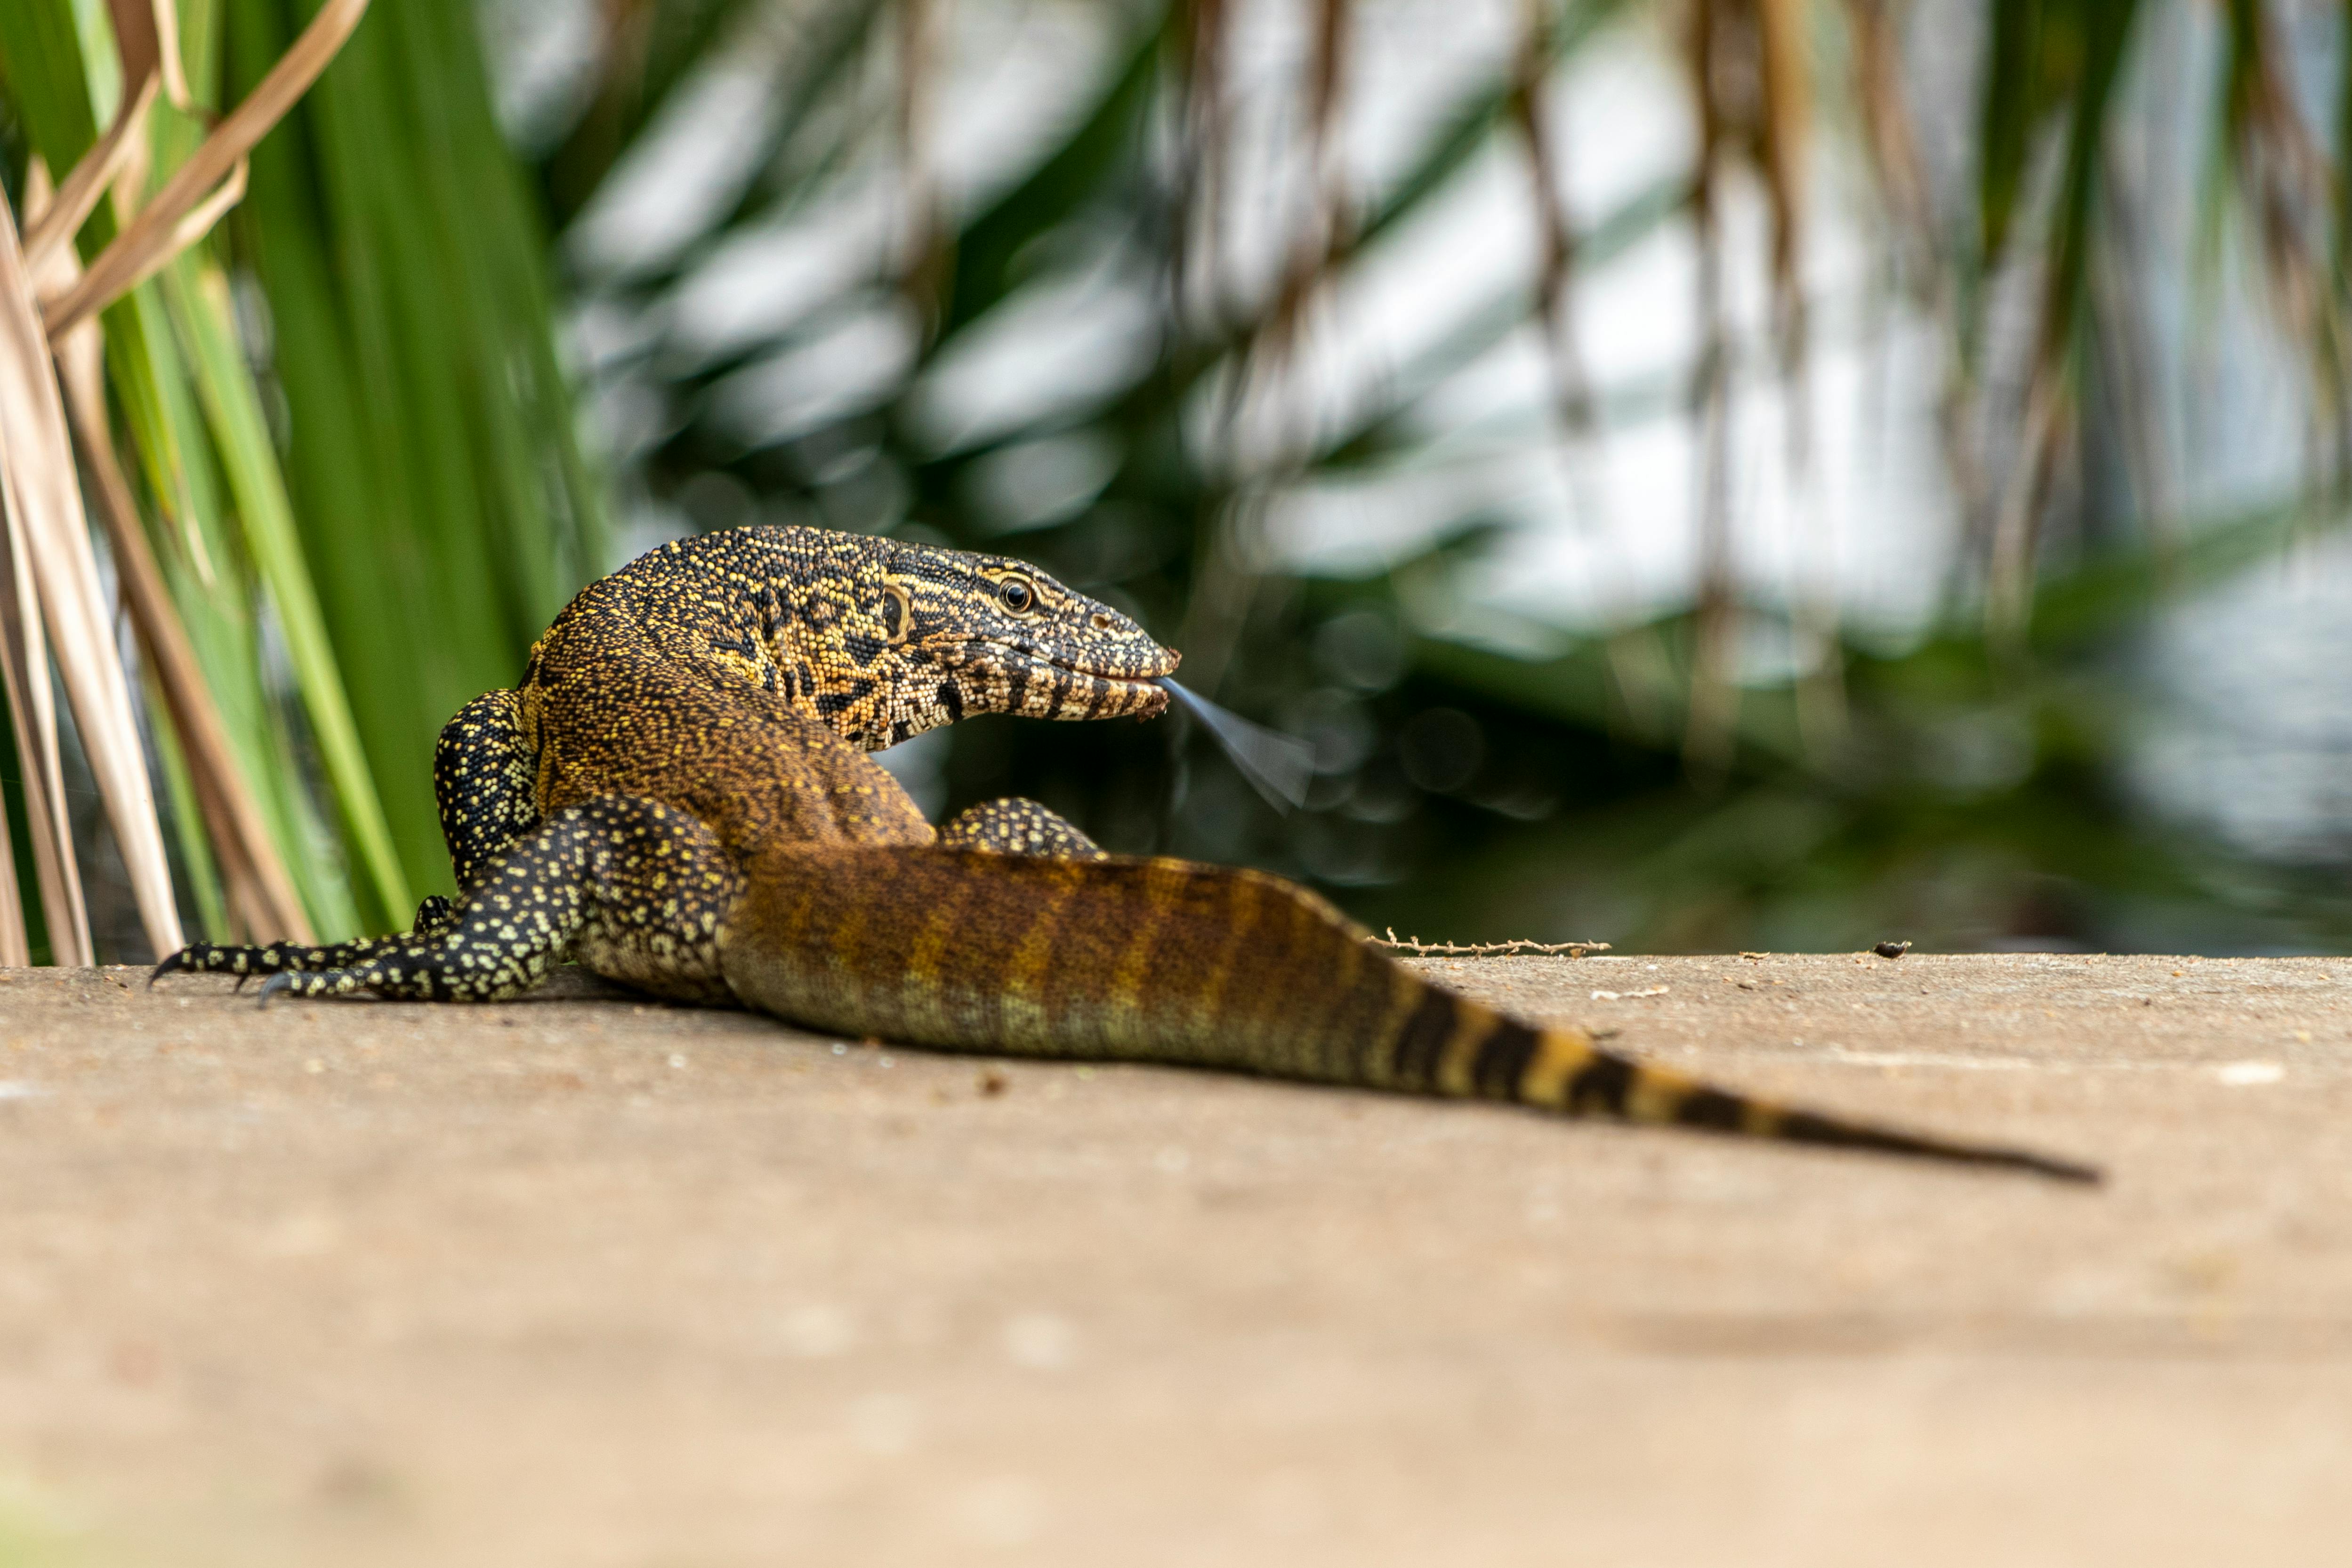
left=722, top=846, right=2099, bottom=1183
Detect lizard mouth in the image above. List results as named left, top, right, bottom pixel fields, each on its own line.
left=984, top=643, right=1177, bottom=720
left=932, top=636, right=1179, bottom=720
left=1044, top=648, right=1180, bottom=707
left=1041, top=649, right=1180, bottom=683
left=934, top=636, right=1179, bottom=674
left=1039, top=656, right=1173, bottom=718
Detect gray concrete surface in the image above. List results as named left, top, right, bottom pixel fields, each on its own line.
left=0, top=951, right=2348, bottom=1566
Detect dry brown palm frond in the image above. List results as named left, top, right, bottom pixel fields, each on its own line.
left=1512, top=0, right=1595, bottom=440
left=1986, top=362, right=2068, bottom=648
left=2091, top=145, right=2181, bottom=558
left=599, top=0, right=661, bottom=111
left=1749, top=0, right=1844, bottom=748
left=0, top=491, right=87, bottom=965
left=1682, top=0, right=1737, bottom=776
left=1512, top=0, right=1679, bottom=744
left=1174, top=0, right=1235, bottom=330
left=1980, top=0, right=2138, bottom=640
left=0, top=175, right=84, bottom=965
left=1261, top=0, right=1354, bottom=367
left=1, top=173, right=178, bottom=959
left=1839, top=0, right=1927, bottom=247
left=1684, top=0, right=1812, bottom=379
left=896, top=0, right=953, bottom=327
left=1682, top=0, right=1823, bottom=769
left=2214, top=0, right=2349, bottom=494
left=0, top=770, right=24, bottom=963
left=70, top=395, right=314, bottom=944
left=105, top=0, right=193, bottom=111
left=1679, top=0, right=1828, bottom=767
left=1752, top=0, right=1809, bottom=386
left=0, top=1, right=374, bottom=958
left=1839, top=0, right=1990, bottom=539
left=44, top=239, right=314, bottom=943
left=21, top=73, right=158, bottom=275
left=41, top=0, right=370, bottom=340
left=1184, top=0, right=1359, bottom=698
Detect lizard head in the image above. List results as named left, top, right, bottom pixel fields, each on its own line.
left=867, top=539, right=1179, bottom=747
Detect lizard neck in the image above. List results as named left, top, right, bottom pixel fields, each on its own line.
left=574, top=532, right=891, bottom=746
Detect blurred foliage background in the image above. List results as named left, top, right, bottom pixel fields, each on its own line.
left=6, top=0, right=2352, bottom=959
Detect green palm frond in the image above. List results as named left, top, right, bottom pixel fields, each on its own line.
left=8, top=0, right=2352, bottom=957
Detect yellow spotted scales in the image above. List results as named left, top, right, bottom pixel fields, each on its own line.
left=156, top=526, right=2096, bottom=1181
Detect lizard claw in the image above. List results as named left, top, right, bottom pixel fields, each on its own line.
left=257, top=973, right=298, bottom=1009
left=149, top=950, right=190, bottom=988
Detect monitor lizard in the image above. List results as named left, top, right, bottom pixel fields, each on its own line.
left=154, top=526, right=2097, bottom=1182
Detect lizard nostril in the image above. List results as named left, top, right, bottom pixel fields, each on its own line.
left=1091, top=613, right=1112, bottom=631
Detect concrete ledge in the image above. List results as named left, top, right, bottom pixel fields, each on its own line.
left=1, top=952, right=2347, bottom=1564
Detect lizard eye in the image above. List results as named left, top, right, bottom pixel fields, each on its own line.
left=996, top=576, right=1036, bottom=615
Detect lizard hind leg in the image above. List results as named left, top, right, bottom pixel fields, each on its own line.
left=936, top=798, right=1106, bottom=860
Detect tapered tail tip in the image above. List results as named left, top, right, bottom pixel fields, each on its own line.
left=1986, top=1148, right=2103, bottom=1185
left=1778, top=1110, right=2102, bottom=1185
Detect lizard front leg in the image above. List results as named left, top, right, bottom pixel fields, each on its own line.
left=936, top=798, right=1106, bottom=860
left=153, top=893, right=469, bottom=985
left=154, top=692, right=540, bottom=982
left=248, top=796, right=741, bottom=1005
left=435, top=689, right=543, bottom=894
left=153, top=888, right=473, bottom=987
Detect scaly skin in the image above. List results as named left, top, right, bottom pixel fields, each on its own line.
left=157, top=526, right=2098, bottom=1182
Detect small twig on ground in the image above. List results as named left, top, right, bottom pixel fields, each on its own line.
left=1375, top=930, right=1610, bottom=958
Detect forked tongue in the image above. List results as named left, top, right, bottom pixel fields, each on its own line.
left=1157, top=678, right=1315, bottom=812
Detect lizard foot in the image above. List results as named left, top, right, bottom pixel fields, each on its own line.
left=937, top=798, right=1107, bottom=860
left=153, top=936, right=417, bottom=987
left=257, top=969, right=383, bottom=1006
left=255, top=944, right=549, bottom=1005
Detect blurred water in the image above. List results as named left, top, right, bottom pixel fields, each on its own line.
left=482, top=0, right=2352, bottom=893
left=2131, top=537, right=2352, bottom=868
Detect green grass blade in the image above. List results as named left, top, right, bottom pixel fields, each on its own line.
left=225, top=0, right=607, bottom=902
left=146, top=672, right=230, bottom=939
left=164, top=256, right=413, bottom=925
